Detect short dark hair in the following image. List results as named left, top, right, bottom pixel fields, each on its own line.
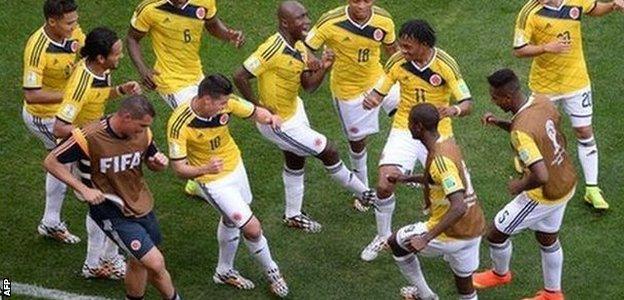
left=44, top=0, right=78, bottom=20
left=487, top=68, right=520, bottom=91
left=409, top=103, right=439, bottom=132
left=80, top=27, right=119, bottom=62
left=118, top=95, right=156, bottom=119
left=399, top=19, right=436, bottom=47
left=198, top=74, right=234, bottom=99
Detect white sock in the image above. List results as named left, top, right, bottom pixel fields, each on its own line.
left=375, top=194, right=396, bottom=238
left=85, top=214, right=105, bottom=267
left=42, top=172, right=67, bottom=226
left=489, top=240, right=512, bottom=275
left=540, top=240, right=563, bottom=292
left=244, top=235, right=278, bottom=272
left=325, top=161, right=368, bottom=196
left=216, top=220, right=241, bottom=273
left=348, top=148, right=368, bottom=187
left=102, top=237, right=120, bottom=260
left=283, top=166, right=305, bottom=218
left=460, top=291, right=478, bottom=300
left=394, top=254, right=436, bottom=299
left=577, top=137, right=598, bottom=185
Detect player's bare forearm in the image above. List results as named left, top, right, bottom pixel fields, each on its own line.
left=44, top=153, right=89, bottom=196
left=126, top=29, right=150, bottom=73
left=494, top=119, right=512, bottom=132
left=513, top=44, right=547, bottom=58
left=23, top=89, right=63, bottom=104
left=588, top=1, right=621, bottom=16
left=301, top=69, right=328, bottom=93
left=53, top=121, right=74, bottom=139
left=455, top=99, right=473, bottom=117
left=383, top=42, right=399, bottom=56
left=171, top=159, right=210, bottom=179
left=233, top=67, right=259, bottom=104
left=205, top=17, right=230, bottom=40
left=423, top=191, right=467, bottom=241
left=509, top=161, right=548, bottom=194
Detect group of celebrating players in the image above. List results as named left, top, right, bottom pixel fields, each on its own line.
left=21, top=0, right=622, bottom=299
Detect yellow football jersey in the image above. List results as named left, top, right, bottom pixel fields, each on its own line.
left=376, top=49, right=471, bottom=137
left=305, top=5, right=396, bottom=100
left=243, top=33, right=308, bottom=121
left=22, top=26, right=85, bottom=118
left=427, top=155, right=465, bottom=232
left=131, top=0, right=217, bottom=94
left=167, top=95, right=256, bottom=183
left=514, top=0, right=596, bottom=94
left=56, top=60, right=112, bottom=127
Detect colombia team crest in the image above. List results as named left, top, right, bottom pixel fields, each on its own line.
left=373, top=28, right=384, bottom=41
left=196, top=7, right=206, bottom=19
left=569, top=7, right=580, bottom=20
left=219, top=113, right=229, bottom=125
left=70, top=40, right=79, bottom=53
left=429, top=74, right=442, bottom=86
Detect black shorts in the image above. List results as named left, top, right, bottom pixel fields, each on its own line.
left=89, top=200, right=162, bottom=260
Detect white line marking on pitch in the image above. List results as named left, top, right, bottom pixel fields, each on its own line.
left=12, top=282, right=113, bottom=300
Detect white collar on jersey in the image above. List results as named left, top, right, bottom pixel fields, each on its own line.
left=345, top=5, right=374, bottom=30
left=83, top=61, right=109, bottom=81
left=42, top=25, right=67, bottom=48
left=543, top=0, right=566, bottom=11
left=410, top=47, right=438, bottom=72
left=167, top=0, right=190, bottom=10
left=277, top=32, right=297, bottom=52
left=513, top=95, right=535, bottom=120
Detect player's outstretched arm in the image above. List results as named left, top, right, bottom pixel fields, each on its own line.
left=410, top=191, right=468, bottom=251
left=507, top=160, right=549, bottom=195
left=232, top=67, right=259, bottom=104
left=23, top=89, right=64, bottom=104
left=252, top=107, right=281, bottom=130
left=513, top=40, right=571, bottom=58
left=53, top=120, right=74, bottom=139
left=146, top=152, right=169, bottom=172
left=205, top=17, right=245, bottom=48
left=43, top=139, right=105, bottom=205
left=171, top=157, right=223, bottom=179
left=482, top=112, right=512, bottom=131
left=126, top=28, right=159, bottom=90
left=588, top=0, right=624, bottom=16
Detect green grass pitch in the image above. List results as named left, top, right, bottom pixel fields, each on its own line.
left=1, top=0, right=623, bottom=299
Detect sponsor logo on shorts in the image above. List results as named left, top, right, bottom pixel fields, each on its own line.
left=373, top=29, right=384, bottom=41
left=314, top=138, right=323, bottom=147
left=232, top=212, right=242, bottom=222
left=349, top=127, right=359, bottom=134
left=130, top=240, right=142, bottom=251
left=196, top=7, right=206, bottom=19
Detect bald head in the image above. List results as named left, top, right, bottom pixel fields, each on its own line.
left=279, top=1, right=305, bottom=21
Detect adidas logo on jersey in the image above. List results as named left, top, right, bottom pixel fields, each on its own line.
left=100, top=152, right=142, bottom=173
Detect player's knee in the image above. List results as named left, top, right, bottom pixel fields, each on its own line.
left=318, top=141, right=340, bottom=164
left=242, top=216, right=262, bottom=241
left=486, top=224, right=509, bottom=244
left=348, top=139, right=366, bottom=153
left=535, top=231, right=558, bottom=247
left=573, top=125, right=593, bottom=139
left=387, top=233, right=409, bottom=257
